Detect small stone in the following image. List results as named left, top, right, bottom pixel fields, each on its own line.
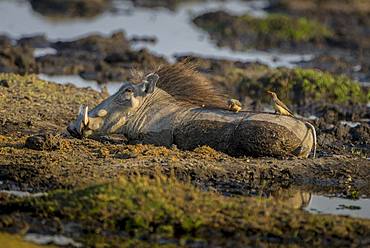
left=0, top=79, right=10, bottom=87
left=25, top=133, right=62, bottom=151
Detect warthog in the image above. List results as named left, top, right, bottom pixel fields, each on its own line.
left=68, top=62, right=315, bottom=157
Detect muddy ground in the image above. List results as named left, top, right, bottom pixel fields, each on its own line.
left=0, top=73, right=369, bottom=197
left=0, top=0, right=370, bottom=246
left=0, top=53, right=369, bottom=248
left=0, top=77, right=369, bottom=247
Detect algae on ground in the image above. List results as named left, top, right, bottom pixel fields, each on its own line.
left=2, top=176, right=369, bottom=247
left=193, top=11, right=333, bottom=50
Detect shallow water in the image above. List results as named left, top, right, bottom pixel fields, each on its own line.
left=306, top=195, right=370, bottom=219
left=0, top=190, right=46, bottom=197
left=24, top=233, right=82, bottom=247
left=0, top=0, right=311, bottom=67
left=38, top=74, right=122, bottom=95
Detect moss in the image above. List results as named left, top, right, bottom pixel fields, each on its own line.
left=226, top=67, right=368, bottom=106
left=241, top=14, right=333, bottom=43
left=193, top=11, right=333, bottom=50
left=0, top=232, right=55, bottom=248
left=3, top=176, right=369, bottom=247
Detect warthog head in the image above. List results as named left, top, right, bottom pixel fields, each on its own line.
left=67, top=73, right=159, bottom=138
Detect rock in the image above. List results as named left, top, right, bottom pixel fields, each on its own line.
left=0, top=80, right=10, bottom=88
left=37, top=33, right=167, bottom=82
left=25, top=134, right=62, bottom=151
left=29, top=0, right=111, bottom=18
left=350, top=124, right=370, bottom=144
left=52, top=32, right=130, bottom=54
left=130, top=35, right=157, bottom=44
left=0, top=44, right=37, bottom=74
left=17, top=35, right=50, bottom=48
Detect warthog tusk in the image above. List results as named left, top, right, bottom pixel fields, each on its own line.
left=97, top=109, right=108, bottom=117
left=83, top=106, right=89, bottom=126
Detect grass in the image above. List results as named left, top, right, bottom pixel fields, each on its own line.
left=2, top=175, right=369, bottom=247
left=241, top=14, right=333, bottom=43
left=193, top=11, right=333, bottom=50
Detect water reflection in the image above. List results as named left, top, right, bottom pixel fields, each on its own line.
left=24, top=233, right=82, bottom=247
left=38, top=74, right=122, bottom=95
left=270, top=190, right=311, bottom=210
left=271, top=189, right=370, bottom=219
left=306, top=195, right=370, bottom=219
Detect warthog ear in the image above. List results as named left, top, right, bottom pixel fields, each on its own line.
left=144, top=73, right=159, bottom=93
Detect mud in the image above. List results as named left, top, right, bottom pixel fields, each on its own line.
left=25, top=134, right=65, bottom=151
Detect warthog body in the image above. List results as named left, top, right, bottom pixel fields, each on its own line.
left=68, top=63, right=314, bottom=157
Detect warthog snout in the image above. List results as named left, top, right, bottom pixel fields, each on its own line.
left=67, top=105, right=107, bottom=138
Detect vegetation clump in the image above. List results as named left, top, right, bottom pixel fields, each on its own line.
left=241, top=14, right=332, bottom=43
left=2, top=176, right=369, bottom=247
left=224, top=67, right=368, bottom=106
left=193, top=11, right=333, bottom=50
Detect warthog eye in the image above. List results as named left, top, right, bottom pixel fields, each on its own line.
left=125, top=88, right=133, bottom=93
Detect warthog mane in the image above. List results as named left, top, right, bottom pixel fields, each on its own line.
left=131, top=60, right=228, bottom=109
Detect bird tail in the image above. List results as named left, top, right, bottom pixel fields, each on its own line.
left=305, top=121, right=317, bottom=158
